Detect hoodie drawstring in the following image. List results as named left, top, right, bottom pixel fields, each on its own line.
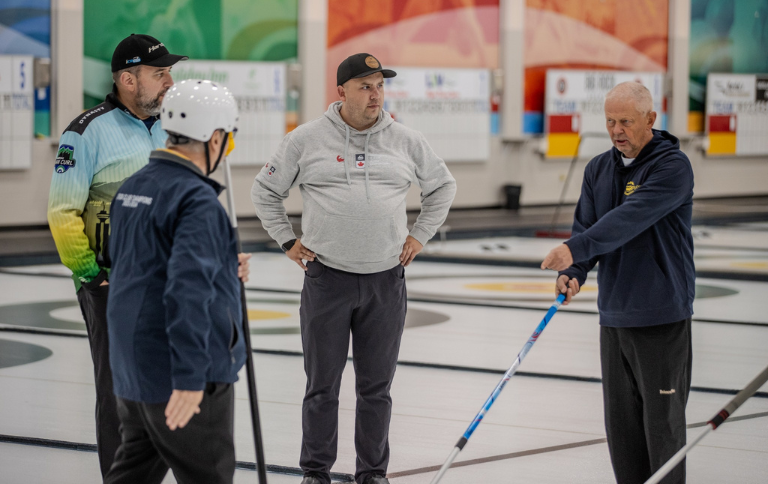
left=364, top=132, right=371, bottom=202
left=344, top=125, right=351, bottom=186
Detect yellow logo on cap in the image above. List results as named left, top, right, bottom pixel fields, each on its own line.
left=365, top=56, right=379, bottom=68
left=625, top=181, right=641, bottom=196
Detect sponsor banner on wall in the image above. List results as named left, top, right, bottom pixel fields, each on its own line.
left=706, top=73, right=768, bottom=156
left=544, top=70, right=665, bottom=159
left=173, top=61, right=286, bottom=167
left=0, top=56, right=34, bottom=169
left=384, top=67, right=490, bottom=162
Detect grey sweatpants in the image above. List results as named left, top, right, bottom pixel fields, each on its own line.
left=299, top=260, right=407, bottom=484
left=601, top=318, right=693, bottom=484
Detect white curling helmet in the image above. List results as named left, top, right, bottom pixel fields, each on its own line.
left=160, top=79, right=238, bottom=142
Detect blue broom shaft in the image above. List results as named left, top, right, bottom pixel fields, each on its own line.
left=430, top=293, right=566, bottom=484
left=461, top=293, right=566, bottom=440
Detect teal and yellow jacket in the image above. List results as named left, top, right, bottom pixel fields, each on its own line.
left=47, top=88, right=167, bottom=289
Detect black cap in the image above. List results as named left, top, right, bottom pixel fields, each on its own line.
left=337, top=53, right=396, bottom=86
left=111, top=34, right=188, bottom=73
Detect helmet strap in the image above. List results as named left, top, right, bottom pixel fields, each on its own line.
left=205, top=131, right=229, bottom=176
left=204, top=140, right=211, bottom=176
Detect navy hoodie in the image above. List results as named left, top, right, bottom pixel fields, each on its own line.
left=560, top=130, right=695, bottom=327
left=107, top=150, right=247, bottom=403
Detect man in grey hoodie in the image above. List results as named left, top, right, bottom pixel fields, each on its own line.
left=251, top=53, right=456, bottom=484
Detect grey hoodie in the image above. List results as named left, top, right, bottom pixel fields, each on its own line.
left=251, top=101, right=457, bottom=274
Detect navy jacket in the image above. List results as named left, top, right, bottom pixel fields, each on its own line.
left=107, top=149, right=246, bottom=403
left=560, top=130, right=695, bottom=327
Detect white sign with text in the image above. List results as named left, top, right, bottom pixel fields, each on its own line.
left=0, top=56, right=34, bottom=170
left=384, top=67, right=490, bottom=162
left=173, top=61, right=287, bottom=166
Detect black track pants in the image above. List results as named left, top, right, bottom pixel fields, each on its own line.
left=104, top=383, right=235, bottom=484
left=76, top=271, right=122, bottom=477
left=600, top=318, right=692, bottom=484
left=299, top=261, right=407, bottom=484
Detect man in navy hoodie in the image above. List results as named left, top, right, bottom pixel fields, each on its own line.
left=542, top=82, right=694, bottom=484
left=105, top=80, right=246, bottom=484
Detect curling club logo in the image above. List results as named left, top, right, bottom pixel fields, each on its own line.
left=625, top=181, right=640, bottom=196
left=55, top=145, right=76, bottom=173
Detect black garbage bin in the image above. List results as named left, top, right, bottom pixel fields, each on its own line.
left=503, top=184, right=522, bottom=210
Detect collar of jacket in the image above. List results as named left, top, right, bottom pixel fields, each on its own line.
left=149, top=149, right=225, bottom=195
left=611, top=129, right=677, bottom=171
left=106, top=83, right=160, bottom=123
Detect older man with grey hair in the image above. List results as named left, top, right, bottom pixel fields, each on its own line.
left=541, top=81, right=695, bottom=484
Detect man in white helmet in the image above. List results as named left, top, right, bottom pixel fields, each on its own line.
left=104, top=80, right=246, bottom=484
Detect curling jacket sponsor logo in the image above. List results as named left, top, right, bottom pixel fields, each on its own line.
left=115, top=193, right=153, bottom=208
left=79, top=106, right=106, bottom=125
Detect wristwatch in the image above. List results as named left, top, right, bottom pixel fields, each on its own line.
left=281, top=238, right=297, bottom=252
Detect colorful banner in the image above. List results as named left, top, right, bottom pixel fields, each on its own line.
left=544, top=70, right=664, bottom=158
left=326, top=0, right=499, bottom=107
left=384, top=67, right=490, bottom=162
left=706, top=73, right=768, bottom=156
left=83, top=0, right=298, bottom=109
left=525, top=0, right=668, bottom=134
left=690, top=0, right=768, bottom=133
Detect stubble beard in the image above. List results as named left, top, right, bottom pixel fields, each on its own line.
left=359, top=103, right=381, bottom=128
left=136, top=83, right=167, bottom=117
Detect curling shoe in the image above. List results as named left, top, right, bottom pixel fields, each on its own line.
left=300, top=476, right=323, bottom=484
left=362, top=476, right=390, bottom=484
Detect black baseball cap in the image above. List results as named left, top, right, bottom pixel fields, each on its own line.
left=111, top=34, right=188, bottom=73
left=337, top=53, right=396, bottom=86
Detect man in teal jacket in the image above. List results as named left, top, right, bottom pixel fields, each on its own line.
left=47, top=34, right=187, bottom=476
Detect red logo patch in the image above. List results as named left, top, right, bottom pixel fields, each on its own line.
left=357, top=162, right=364, bottom=167
left=336, top=156, right=344, bottom=162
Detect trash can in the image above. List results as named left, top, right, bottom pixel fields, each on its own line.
left=503, top=184, right=522, bottom=210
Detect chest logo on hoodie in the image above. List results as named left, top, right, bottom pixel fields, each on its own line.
left=625, top=181, right=641, bottom=196
left=336, top=155, right=344, bottom=162
left=355, top=153, right=365, bottom=168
